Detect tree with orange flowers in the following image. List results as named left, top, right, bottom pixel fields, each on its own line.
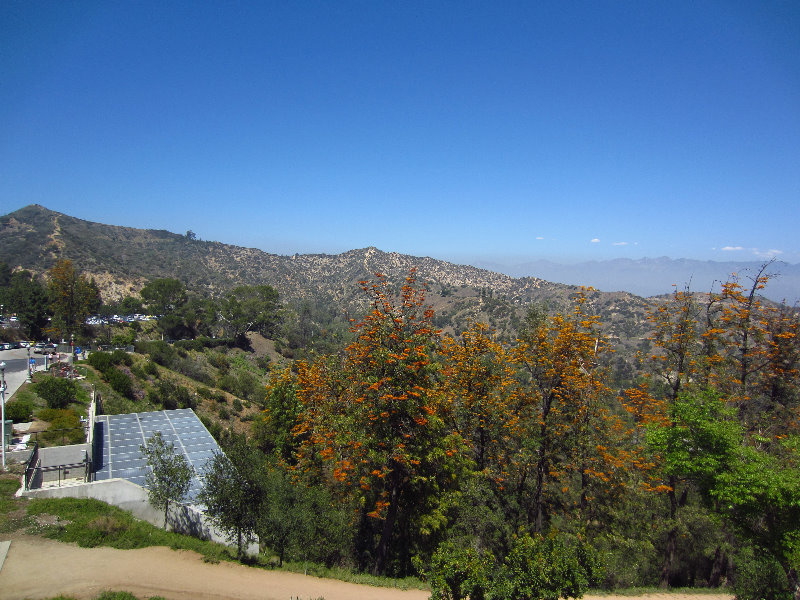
left=293, top=271, right=465, bottom=575
left=510, top=291, right=616, bottom=534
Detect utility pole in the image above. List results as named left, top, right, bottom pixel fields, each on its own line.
left=1, top=361, right=6, bottom=470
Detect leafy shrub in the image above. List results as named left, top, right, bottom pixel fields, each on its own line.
left=111, top=327, right=136, bottom=347
left=236, top=371, right=262, bottom=402
left=218, top=374, right=238, bottom=395
left=197, top=386, right=212, bottom=399
left=110, top=349, right=133, bottom=366
left=36, top=376, right=78, bottom=409
left=105, top=368, right=134, bottom=399
left=218, top=406, right=230, bottom=420
left=208, top=352, right=230, bottom=374
left=422, top=541, right=495, bottom=600
left=174, top=338, right=204, bottom=352
left=88, top=351, right=113, bottom=372
left=136, top=341, right=176, bottom=368
left=149, top=380, right=194, bottom=411
left=5, top=398, right=35, bottom=422
left=733, top=547, right=793, bottom=600
left=493, top=533, right=597, bottom=600
left=232, top=398, right=243, bottom=413
left=174, top=356, right=213, bottom=385
left=143, top=360, right=159, bottom=377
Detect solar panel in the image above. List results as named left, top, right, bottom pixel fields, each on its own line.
left=93, top=408, right=221, bottom=503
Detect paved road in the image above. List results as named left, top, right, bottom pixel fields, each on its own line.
left=0, top=347, right=48, bottom=400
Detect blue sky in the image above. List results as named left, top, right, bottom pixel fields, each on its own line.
left=2, top=1, right=798, bottom=266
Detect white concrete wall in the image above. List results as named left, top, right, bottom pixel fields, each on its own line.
left=21, top=478, right=258, bottom=555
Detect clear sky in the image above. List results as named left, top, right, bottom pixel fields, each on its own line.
left=2, top=1, right=798, bottom=266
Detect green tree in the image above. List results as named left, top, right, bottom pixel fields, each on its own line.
left=48, top=259, right=99, bottom=337
left=140, top=278, right=187, bottom=316
left=217, top=284, right=280, bottom=345
left=198, top=445, right=260, bottom=559
left=422, top=540, right=495, bottom=600
left=140, top=432, right=193, bottom=529
left=648, top=391, right=800, bottom=597
left=5, top=270, right=49, bottom=339
left=252, top=366, right=301, bottom=460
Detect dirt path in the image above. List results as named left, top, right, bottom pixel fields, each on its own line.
left=0, top=535, right=734, bottom=600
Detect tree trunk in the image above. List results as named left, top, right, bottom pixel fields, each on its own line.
left=708, top=545, right=726, bottom=587
left=660, top=478, right=678, bottom=588
left=374, top=470, right=402, bottom=575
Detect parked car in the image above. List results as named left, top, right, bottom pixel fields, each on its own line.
left=33, top=342, right=46, bottom=354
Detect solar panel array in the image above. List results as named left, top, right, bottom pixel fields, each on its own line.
left=93, top=408, right=220, bottom=503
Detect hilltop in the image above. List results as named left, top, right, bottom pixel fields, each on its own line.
left=0, top=204, right=652, bottom=346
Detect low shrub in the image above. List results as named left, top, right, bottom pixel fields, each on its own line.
left=36, top=376, right=78, bottom=410
left=5, top=398, right=35, bottom=422
left=110, top=349, right=133, bottom=366
left=105, top=368, right=134, bottom=399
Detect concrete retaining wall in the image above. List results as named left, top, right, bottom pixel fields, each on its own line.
left=21, top=478, right=257, bottom=555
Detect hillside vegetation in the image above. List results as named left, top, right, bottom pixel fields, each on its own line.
left=1, top=205, right=799, bottom=599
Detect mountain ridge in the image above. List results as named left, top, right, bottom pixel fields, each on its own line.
left=1, top=204, right=659, bottom=348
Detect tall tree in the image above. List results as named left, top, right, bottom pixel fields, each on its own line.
left=510, top=292, right=611, bottom=534
left=47, top=259, right=99, bottom=338
left=294, top=271, right=465, bottom=575
left=648, top=390, right=800, bottom=599
left=4, top=270, right=49, bottom=339
left=198, top=438, right=260, bottom=558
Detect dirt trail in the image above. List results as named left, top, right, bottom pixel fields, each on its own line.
left=0, top=535, right=734, bottom=600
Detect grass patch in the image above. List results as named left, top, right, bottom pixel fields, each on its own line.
left=25, top=496, right=231, bottom=562
left=0, top=473, right=29, bottom=533
left=278, top=559, right=426, bottom=591
left=587, top=587, right=733, bottom=596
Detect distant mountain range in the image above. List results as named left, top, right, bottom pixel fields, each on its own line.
left=476, top=257, right=800, bottom=304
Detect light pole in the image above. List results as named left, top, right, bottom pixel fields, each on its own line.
left=27, top=346, right=32, bottom=382
left=1, top=361, right=6, bottom=470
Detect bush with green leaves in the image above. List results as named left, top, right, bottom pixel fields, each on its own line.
left=110, top=349, right=133, bottom=366
left=88, top=351, right=113, bottom=372
left=148, top=379, right=193, bottom=411
left=105, top=367, right=134, bottom=399
left=35, top=376, right=78, bottom=409
left=143, top=360, right=159, bottom=377
left=422, top=541, right=495, bottom=600
left=493, top=533, right=597, bottom=600
left=733, top=546, right=794, bottom=600
left=136, top=340, right=177, bottom=368
left=5, top=397, right=35, bottom=422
